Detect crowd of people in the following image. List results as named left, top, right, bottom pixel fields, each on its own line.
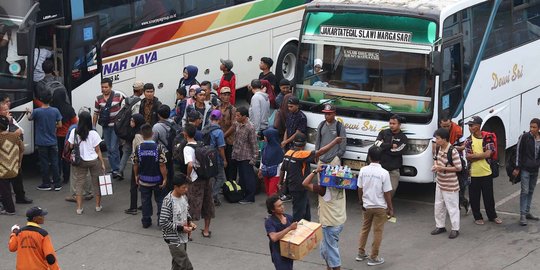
left=2, top=55, right=540, bottom=270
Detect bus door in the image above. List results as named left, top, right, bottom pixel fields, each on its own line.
left=440, top=39, right=464, bottom=119
left=67, top=15, right=101, bottom=91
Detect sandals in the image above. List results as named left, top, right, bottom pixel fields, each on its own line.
left=490, top=217, right=503, bottom=224
left=474, top=219, right=485, bottom=225
left=201, top=230, right=212, bottom=238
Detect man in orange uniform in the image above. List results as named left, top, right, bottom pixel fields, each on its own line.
left=8, top=206, right=60, bottom=270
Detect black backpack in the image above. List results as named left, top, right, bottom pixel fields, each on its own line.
left=222, top=180, right=244, bottom=203
left=172, top=132, right=188, bottom=174
left=41, top=79, right=66, bottom=99
left=188, top=125, right=221, bottom=179
left=114, top=96, right=141, bottom=140
left=436, top=145, right=469, bottom=188
left=97, top=92, right=115, bottom=127
left=159, top=121, right=183, bottom=154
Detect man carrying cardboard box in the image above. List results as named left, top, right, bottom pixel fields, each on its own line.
left=265, top=194, right=297, bottom=270
left=356, top=146, right=394, bottom=266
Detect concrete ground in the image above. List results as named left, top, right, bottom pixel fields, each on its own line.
left=1, top=160, right=539, bottom=270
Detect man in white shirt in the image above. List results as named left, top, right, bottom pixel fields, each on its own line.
left=356, top=146, right=393, bottom=266
left=33, top=48, right=53, bottom=82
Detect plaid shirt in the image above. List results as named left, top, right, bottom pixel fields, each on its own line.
left=464, top=133, right=496, bottom=163
left=232, top=121, right=258, bottom=162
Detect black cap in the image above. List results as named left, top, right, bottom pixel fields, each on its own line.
left=288, top=96, right=300, bottom=105
left=279, top=78, right=291, bottom=86
left=26, top=206, right=48, bottom=220
left=260, top=57, right=274, bottom=68
left=466, top=116, right=483, bottom=126
left=293, top=133, right=307, bottom=146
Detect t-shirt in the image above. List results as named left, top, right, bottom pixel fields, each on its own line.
left=171, top=195, right=190, bottom=243
left=94, top=92, right=124, bottom=127
left=435, top=144, right=461, bottom=192
left=470, top=136, right=492, bottom=177
left=357, top=163, right=392, bottom=209
left=264, top=214, right=294, bottom=269
left=68, top=129, right=102, bottom=161
left=30, top=107, right=62, bottom=146
left=208, top=124, right=225, bottom=165
left=281, top=150, right=316, bottom=192
left=313, top=184, right=346, bottom=226
left=183, top=142, right=198, bottom=181
left=33, top=48, right=53, bottom=82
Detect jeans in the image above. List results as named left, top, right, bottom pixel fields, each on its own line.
left=320, top=224, right=344, bottom=268
left=520, top=170, right=538, bottom=215
left=57, top=137, right=71, bottom=183
left=140, top=185, right=163, bottom=226
left=290, top=190, right=311, bottom=222
left=129, top=167, right=138, bottom=210
left=37, top=145, right=60, bottom=186
left=102, top=126, right=120, bottom=173
left=358, top=208, right=387, bottom=260
left=212, top=166, right=227, bottom=199
left=237, top=160, right=256, bottom=202
left=118, top=140, right=132, bottom=174
left=225, top=144, right=237, bottom=181
left=469, top=176, right=497, bottom=221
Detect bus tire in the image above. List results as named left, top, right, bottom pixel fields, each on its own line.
left=276, top=42, right=298, bottom=84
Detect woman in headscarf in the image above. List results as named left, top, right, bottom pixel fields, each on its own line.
left=125, top=113, right=146, bottom=215
left=258, top=128, right=284, bottom=196
left=52, top=90, right=77, bottom=184
left=178, top=65, right=199, bottom=92
left=260, top=79, right=277, bottom=109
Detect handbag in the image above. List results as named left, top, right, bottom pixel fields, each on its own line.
left=63, top=129, right=82, bottom=166
left=261, top=164, right=279, bottom=177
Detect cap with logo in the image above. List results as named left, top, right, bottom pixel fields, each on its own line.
left=321, top=104, right=336, bottom=113
left=466, top=116, right=483, bottom=125
left=26, top=206, right=48, bottom=220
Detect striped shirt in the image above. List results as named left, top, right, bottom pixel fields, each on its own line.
left=94, top=92, right=124, bottom=127
left=435, top=144, right=462, bottom=192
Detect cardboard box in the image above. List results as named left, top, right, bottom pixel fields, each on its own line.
left=320, top=173, right=358, bottom=190
left=280, top=220, right=322, bottom=260
left=99, top=174, right=113, bottom=196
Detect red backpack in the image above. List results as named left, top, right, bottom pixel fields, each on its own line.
left=481, top=131, right=498, bottom=160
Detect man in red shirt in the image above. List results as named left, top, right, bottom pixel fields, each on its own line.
left=214, top=59, right=236, bottom=105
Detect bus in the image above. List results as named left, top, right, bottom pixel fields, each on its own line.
left=0, top=0, right=308, bottom=154
left=295, top=0, right=540, bottom=183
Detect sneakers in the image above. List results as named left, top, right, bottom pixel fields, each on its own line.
left=76, top=208, right=84, bottom=215
left=238, top=200, right=253, bottom=205
left=526, top=213, right=540, bottom=221
left=0, top=210, right=15, bottom=215
left=95, top=206, right=102, bottom=212
left=367, top=257, right=385, bottom=266
left=113, top=172, right=123, bottom=181
left=142, top=223, right=152, bottom=229
left=430, top=227, right=447, bottom=235
left=15, top=197, right=33, bottom=204
left=448, top=230, right=459, bottom=239
left=124, top=208, right=138, bottom=215
left=280, top=194, right=292, bottom=202
left=54, top=185, right=62, bottom=191
left=520, top=215, right=528, bottom=226
left=36, top=184, right=52, bottom=191
left=355, top=253, right=369, bottom=261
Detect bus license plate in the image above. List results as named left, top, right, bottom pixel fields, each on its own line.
left=343, top=159, right=366, bottom=171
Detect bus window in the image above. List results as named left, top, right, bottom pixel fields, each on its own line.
left=0, top=20, right=27, bottom=86
left=440, top=42, right=463, bottom=117
left=484, top=0, right=512, bottom=58
left=513, top=0, right=540, bottom=47
left=133, top=0, right=179, bottom=28
left=82, top=0, right=133, bottom=39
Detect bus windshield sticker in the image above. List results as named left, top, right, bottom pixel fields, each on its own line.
left=344, top=49, right=379, bottom=60
left=320, top=26, right=412, bottom=43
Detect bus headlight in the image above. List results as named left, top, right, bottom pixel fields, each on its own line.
left=306, top=128, right=318, bottom=144
left=405, top=139, right=430, bottom=155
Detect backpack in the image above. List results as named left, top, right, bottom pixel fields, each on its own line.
left=481, top=131, right=499, bottom=178
left=114, top=96, right=141, bottom=140
left=97, top=92, right=115, bottom=127
left=222, top=180, right=244, bottom=203
left=159, top=121, right=182, bottom=154
left=41, top=79, right=66, bottom=99
left=63, top=129, right=82, bottom=166
left=317, top=120, right=343, bottom=147
left=187, top=141, right=219, bottom=179
left=436, top=145, right=469, bottom=188
left=172, top=132, right=188, bottom=174
left=506, top=146, right=520, bottom=184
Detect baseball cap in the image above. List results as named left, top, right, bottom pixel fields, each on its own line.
left=26, top=206, right=48, bottom=220
left=220, top=59, right=234, bottom=70
left=187, top=110, right=201, bottom=122
left=279, top=79, right=291, bottom=86
left=194, top=87, right=206, bottom=96
left=288, top=96, right=300, bottom=105
left=466, top=116, right=483, bottom=126
left=210, top=109, right=222, bottom=120
left=133, top=81, right=144, bottom=89
left=260, top=57, right=274, bottom=67
left=220, top=87, right=231, bottom=94
left=321, top=104, right=336, bottom=113
left=293, top=133, right=307, bottom=146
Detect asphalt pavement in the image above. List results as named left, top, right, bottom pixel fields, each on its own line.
left=1, top=160, right=539, bottom=270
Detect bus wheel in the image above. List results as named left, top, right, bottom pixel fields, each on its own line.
left=276, top=42, right=298, bottom=83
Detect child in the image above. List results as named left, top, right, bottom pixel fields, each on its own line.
left=172, top=87, right=187, bottom=125
left=258, top=128, right=284, bottom=196
left=133, top=124, right=168, bottom=228
left=186, top=85, right=198, bottom=108
left=26, top=91, right=63, bottom=191
left=160, top=174, right=195, bottom=270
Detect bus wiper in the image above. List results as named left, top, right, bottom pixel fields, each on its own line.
left=345, top=97, right=393, bottom=115
left=309, top=95, right=344, bottom=112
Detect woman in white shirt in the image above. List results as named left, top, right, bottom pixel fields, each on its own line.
left=68, top=111, right=106, bottom=215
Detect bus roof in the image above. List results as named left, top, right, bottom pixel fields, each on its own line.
left=308, top=0, right=467, bottom=17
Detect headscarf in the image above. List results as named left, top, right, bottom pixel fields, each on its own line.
left=183, top=65, right=199, bottom=86
left=262, top=128, right=284, bottom=166
left=51, top=90, right=76, bottom=123
left=131, top=113, right=146, bottom=135
left=260, top=79, right=276, bottom=108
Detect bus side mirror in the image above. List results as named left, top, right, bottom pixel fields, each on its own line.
left=430, top=51, right=442, bottom=76
left=16, top=30, right=31, bottom=56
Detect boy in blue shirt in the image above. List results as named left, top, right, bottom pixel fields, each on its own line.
left=26, top=91, right=63, bottom=191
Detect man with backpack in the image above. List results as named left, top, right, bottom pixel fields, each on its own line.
left=35, top=60, right=68, bottom=107
left=203, top=110, right=228, bottom=206
left=183, top=124, right=215, bottom=238
left=153, top=105, right=180, bottom=193
left=116, top=81, right=144, bottom=180
left=431, top=128, right=462, bottom=239
left=315, top=104, right=346, bottom=168
left=139, top=83, right=162, bottom=126
left=513, top=118, right=540, bottom=226
left=464, top=116, right=502, bottom=225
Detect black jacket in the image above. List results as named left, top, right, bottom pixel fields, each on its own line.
left=516, top=132, right=540, bottom=172
left=376, top=129, right=408, bottom=171
left=138, top=97, right=162, bottom=126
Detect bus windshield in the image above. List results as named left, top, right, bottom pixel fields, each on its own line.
left=297, top=43, right=433, bottom=116
left=0, top=18, right=27, bottom=90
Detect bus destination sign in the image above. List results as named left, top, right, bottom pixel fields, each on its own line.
left=320, top=25, right=412, bottom=43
